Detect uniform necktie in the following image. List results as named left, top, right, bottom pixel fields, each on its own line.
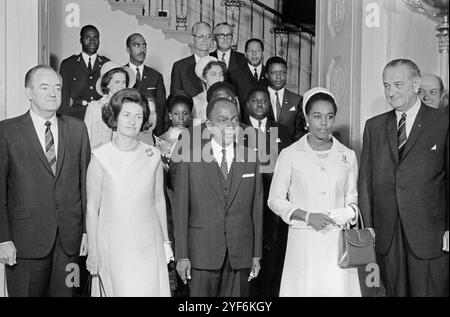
left=220, top=148, right=228, bottom=179
left=398, top=113, right=407, bottom=158
left=45, top=121, right=57, bottom=175
left=275, top=92, right=282, bottom=122
left=135, top=67, right=141, bottom=88
left=88, top=57, right=93, bottom=73
left=253, top=68, right=258, bottom=81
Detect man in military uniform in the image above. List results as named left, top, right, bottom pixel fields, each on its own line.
left=59, top=25, right=109, bottom=120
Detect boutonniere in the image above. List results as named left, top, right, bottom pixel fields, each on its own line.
left=276, top=138, right=281, bottom=144
left=341, top=154, right=349, bottom=164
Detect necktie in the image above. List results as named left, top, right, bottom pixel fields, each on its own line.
left=88, top=57, right=93, bottom=73
left=398, top=113, right=407, bottom=158
left=221, top=53, right=227, bottom=66
left=258, top=120, right=263, bottom=131
left=45, top=121, right=57, bottom=175
left=275, top=92, right=282, bottom=122
left=253, top=68, right=258, bottom=81
left=135, top=68, right=141, bottom=88
left=220, top=148, right=228, bottom=179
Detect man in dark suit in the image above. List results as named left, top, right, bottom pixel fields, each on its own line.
left=265, top=56, right=306, bottom=141
left=359, top=59, right=449, bottom=297
left=170, top=22, right=213, bottom=98
left=126, top=33, right=167, bottom=136
left=210, top=22, right=247, bottom=75
left=59, top=25, right=109, bottom=120
left=0, top=65, right=91, bottom=297
left=228, top=38, right=269, bottom=121
left=173, top=98, right=263, bottom=297
left=242, top=86, right=291, bottom=297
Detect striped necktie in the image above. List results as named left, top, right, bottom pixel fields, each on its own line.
left=275, top=92, right=282, bottom=122
left=220, top=148, right=228, bottom=180
left=398, top=113, right=407, bottom=159
left=45, top=121, right=57, bottom=175
left=221, top=53, right=227, bottom=66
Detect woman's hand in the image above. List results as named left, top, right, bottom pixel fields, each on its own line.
left=86, top=249, right=102, bottom=276
left=308, top=213, right=336, bottom=231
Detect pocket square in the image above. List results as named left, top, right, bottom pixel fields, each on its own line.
left=146, top=87, right=156, bottom=90
left=289, top=106, right=296, bottom=112
left=431, top=145, right=437, bottom=150
left=242, top=173, right=255, bottom=178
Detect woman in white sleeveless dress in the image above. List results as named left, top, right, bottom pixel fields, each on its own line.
left=268, top=88, right=361, bottom=297
left=86, top=88, right=172, bottom=297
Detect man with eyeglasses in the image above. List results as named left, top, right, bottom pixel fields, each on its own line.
left=170, top=22, right=213, bottom=98
left=210, top=23, right=247, bottom=74
left=419, top=74, right=448, bottom=112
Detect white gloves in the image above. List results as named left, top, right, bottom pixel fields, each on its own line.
left=328, top=206, right=356, bottom=226
left=164, top=241, right=174, bottom=264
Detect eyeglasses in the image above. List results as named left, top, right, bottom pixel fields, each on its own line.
left=418, top=89, right=441, bottom=97
left=193, top=34, right=212, bottom=40
left=215, top=33, right=233, bottom=40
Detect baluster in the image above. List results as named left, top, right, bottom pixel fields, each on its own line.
left=250, top=0, right=254, bottom=38
left=200, top=0, right=203, bottom=22
left=286, top=33, right=290, bottom=66
left=298, top=30, right=302, bottom=95
left=147, top=0, right=150, bottom=16
left=262, top=7, right=265, bottom=41
left=309, top=33, right=313, bottom=89
left=175, top=0, right=188, bottom=31
left=212, top=0, right=216, bottom=27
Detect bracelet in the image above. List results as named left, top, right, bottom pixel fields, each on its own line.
left=304, top=212, right=310, bottom=225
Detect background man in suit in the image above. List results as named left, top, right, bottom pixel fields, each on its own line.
left=173, top=98, right=263, bottom=297
left=170, top=22, right=213, bottom=98
left=265, top=56, right=306, bottom=141
left=228, top=38, right=268, bottom=121
left=210, top=22, right=247, bottom=74
left=126, top=33, right=167, bottom=136
left=359, top=59, right=449, bottom=297
left=59, top=25, right=109, bottom=120
left=0, top=65, right=91, bottom=297
left=419, top=74, right=448, bottom=113
left=242, top=86, right=291, bottom=297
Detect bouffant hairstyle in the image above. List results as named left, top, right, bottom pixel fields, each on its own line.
left=102, top=88, right=151, bottom=132
left=304, top=92, right=338, bottom=116
left=202, top=60, right=227, bottom=79
left=100, top=68, right=130, bottom=95
left=166, top=90, right=194, bottom=113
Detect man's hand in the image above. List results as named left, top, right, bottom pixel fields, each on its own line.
left=176, top=259, right=191, bottom=285
left=0, top=242, right=17, bottom=266
left=80, top=234, right=88, bottom=256
left=443, top=231, right=449, bottom=252
left=248, top=258, right=261, bottom=282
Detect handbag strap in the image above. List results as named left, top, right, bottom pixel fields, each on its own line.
left=345, top=203, right=365, bottom=230
left=97, top=274, right=107, bottom=297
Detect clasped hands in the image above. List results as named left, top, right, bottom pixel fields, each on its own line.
left=0, top=241, right=17, bottom=266
left=306, top=207, right=356, bottom=231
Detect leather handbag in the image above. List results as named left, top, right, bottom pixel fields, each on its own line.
left=82, top=274, right=107, bottom=297
left=338, top=204, right=376, bottom=268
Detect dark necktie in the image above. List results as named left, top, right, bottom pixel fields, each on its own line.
left=398, top=113, right=407, bottom=158
left=253, top=68, right=258, bottom=81
left=275, top=92, right=282, bottom=122
left=220, top=148, right=228, bottom=179
left=136, top=68, right=141, bottom=88
left=45, top=121, right=57, bottom=175
left=221, top=53, right=227, bottom=66
left=88, top=57, right=93, bottom=73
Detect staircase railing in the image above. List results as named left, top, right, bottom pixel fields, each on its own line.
left=112, top=0, right=315, bottom=93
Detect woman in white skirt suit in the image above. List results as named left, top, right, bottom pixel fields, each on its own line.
left=268, top=87, right=361, bottom=297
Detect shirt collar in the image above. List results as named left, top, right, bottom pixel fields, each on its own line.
left=268, top=87, right=285, bottom=96
left=395, top=97, right=421, bottom=120
left=248, top=63, right=262, bottom=73
left=81, top=52, right=97, bottom=66
left=211, top=137, right=234, bottom=153
left=249, top=116, right=267, bottom=129
left=30, top=108, right=57, bottom=128
left=129, top=62, right=144, bottom=74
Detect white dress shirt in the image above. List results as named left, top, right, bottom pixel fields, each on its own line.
left=211, top=138, right=234, bottom=173
left=81, top=52, right=97, bottom=68
left=129, top=63, right=144, bottom=77
left=30, top=109, right=59, bottom=159
left=395, top=97, right=421, bottom=138
left=249, top=116, right=267, bottom=132
left=268, top=87, right=285, bottom=121
left=248, top=63, right=263, bottom=80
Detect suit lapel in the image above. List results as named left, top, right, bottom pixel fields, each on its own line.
left=55, top=116, right=67, bottom=180
left=386, top=110, right=399, bottom=164
left=227, top=145, right=246, bottom=207
left=400, top=104, right=426, bottom=162
left=22, top=112, right=54, bottom=176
